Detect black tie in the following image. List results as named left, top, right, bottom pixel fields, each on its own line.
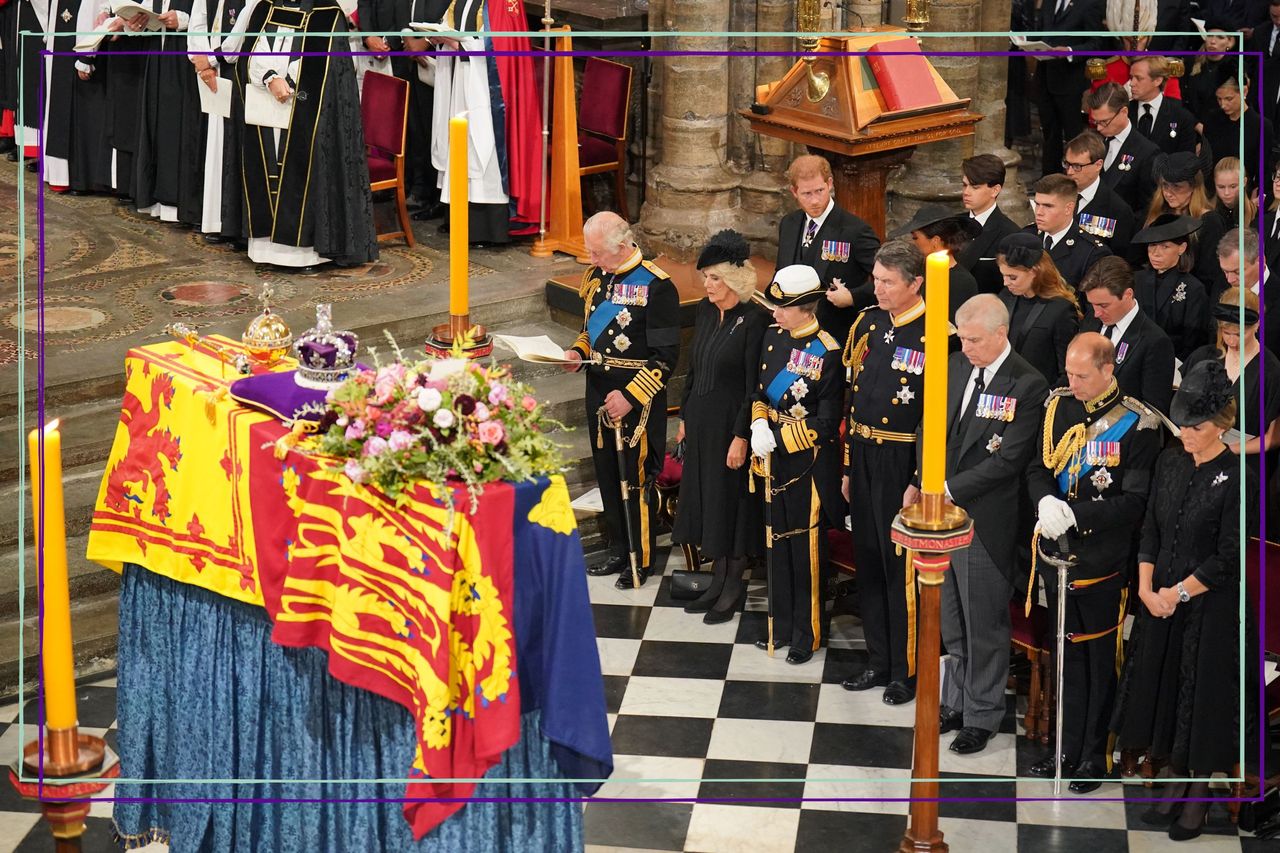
left=1138, top=103, right=1154, bottom=138
left=1042, top=233, right=1053, bottom=250
left=959, top=368, right=987, bottom=432
left=1101, top=324, right=1114, bottom=340
left=1077, top=193, right=1085, bottom=214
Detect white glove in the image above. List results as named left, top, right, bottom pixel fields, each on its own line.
left=1037, top=495, right=1077, bottom=540
left=750, top=419, right=777, bottom=458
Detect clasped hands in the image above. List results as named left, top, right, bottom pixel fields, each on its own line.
left=1140, top=585, right=1180, bottom=619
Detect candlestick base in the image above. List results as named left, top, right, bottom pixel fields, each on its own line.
left=10, top=728, right=121, bottom=850
left=425, top=318, right=493, bottom=360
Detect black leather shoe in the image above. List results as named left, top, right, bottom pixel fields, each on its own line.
left=1068, top=761, right=1106, bottom=794
left=586, top=555, right=625, bottom=577
left=25, top=159, right=38, bottom=172
left=405, top=194, right=426, bottom=211
left=786, top=647, right=814, bottom=665
left=203, top=233, right=233, bottom=245
left=412, top=202, right=446, bottom=221
left=116, top=195, right=134, bottom=206
left=949, top=727, right=994, bottom=755
left=4, top=149, right=18, bottom=162
left=754, top=638, right=788, bottom=652
left=882, top=679, right=916, bottom=705
left=939, top=707, right=964, bottom=734
left=1140, top=805, right=1181, bottom=826
left=841, top=668, right=889, bottom=691
left=1167, top=817, right=1205, bottom=841
left=614, top=566, right=649, bottom=589
left=1028, top=755, right=1073, bottom=778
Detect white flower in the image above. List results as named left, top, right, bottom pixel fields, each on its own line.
left=416, top=387, right=443, bottom=412
left=433, top=408, right=456, bottom=429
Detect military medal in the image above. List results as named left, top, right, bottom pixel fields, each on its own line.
left=891, top=346, right=925, bottom=375
left=1085, top=440, right=1120, bottom=466
left=1169, top=122, right=1177, bottom=138
left=977, top=393, right=1016, bottom=421
left=614, top=333, right=632, bottom=352
left=787, top=348, right=823, bottom=379
left=1212, top=471, right=1228, bottom=487
left=986, top=433, right=1002, bottom=453
left=1116, top=342, right=1129, bottom=364
left=1090, top=466, right=1113, bottom=491
left=896, top=386, right=915, bottom=404
left=1172, top=282, right=1187, bottom=302
left=1118, top=154, right=1133, bottom=171
left=614, top=283, right=649, bottom=306
left=790, top=377, right=810, bottom=399
left=1078, top=214, right=1116, bottom=239
left=789, top=403, right=809, bottom=419
left=820, top=239, right=851, bottom=263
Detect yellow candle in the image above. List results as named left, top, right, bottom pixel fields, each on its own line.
left=28, top=420, right=76, bottom=730
left=921, top=251, right=950, bottom=495
left=449, top=114, right=469, bottom=319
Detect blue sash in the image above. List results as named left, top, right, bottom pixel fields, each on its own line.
left=585, top=266, right=653, bottom=348
left=1057, top=410, right=1138, bottom=494
left=765, top=337, right=831, bottom=407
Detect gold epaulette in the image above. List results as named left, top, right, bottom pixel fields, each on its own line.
left=640, top=259, right=671, bottom=280
left=817, top=329, right=838, bottom=351
left=1120, top=396, right=1166, bottom=431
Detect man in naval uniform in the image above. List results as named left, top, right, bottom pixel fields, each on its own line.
left=565, top=212, right=680, bottom=588
left=747, top=264, right=845, bottom=665
left=838, top=240, right=929, bottom=705
left=1026, top=332, right=1163, bottom=793
left=1027, top=173, right=1114, bottom=289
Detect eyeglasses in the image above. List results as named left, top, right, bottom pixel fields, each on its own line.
left=1061, top=160, right=1098, bottom=173
left=1092, top=111, right=1122, bottom=129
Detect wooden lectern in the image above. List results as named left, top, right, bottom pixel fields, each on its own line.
left=742, top=28, right=982, bottom=238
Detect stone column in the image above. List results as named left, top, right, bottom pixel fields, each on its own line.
left=736, top=0, right=794, bottom=253
left=637, top=2, right=740, bottom=260
left=885, top=0, right=984, bottom=230
left=974, top=2, right=1032, bottom=225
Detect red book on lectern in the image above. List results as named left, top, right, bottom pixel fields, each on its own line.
left=866, top=39, right=942, bottom=111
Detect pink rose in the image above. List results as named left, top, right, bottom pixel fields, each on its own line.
left=345, top=419, right=367, bottom=440
left=343, top=459, right=368, bottom=483
left=521, top=395, right=537, bottom=413
left=474, top=402, right=491, bottom=422
left=488, top=384, right=509, bottom=406
left=478, top=420, right=505, bottom=445
left=388, top=429, right=415, bottom=452
left=363, top=436, right=389, bottom=457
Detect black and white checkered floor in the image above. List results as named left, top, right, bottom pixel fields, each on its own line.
left=0, top=547, right=1273, bottom=852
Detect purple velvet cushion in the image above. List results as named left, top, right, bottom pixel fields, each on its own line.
left=230, top=364, right=370, bottom=424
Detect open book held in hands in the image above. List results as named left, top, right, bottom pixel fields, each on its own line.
left=494, top=334, right=599, bottom=365
left=407, top=21, right=453, bottom=33
left=110, top=2, right=165, bottom=29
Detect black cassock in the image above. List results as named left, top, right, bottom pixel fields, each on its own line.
left=61, top=0, right=113, bottom=192
left=101, top=20, right=144, bottom=197
left=1111, top=447, right=1250, bottom=775
left=133, top=0, right=205, bottom=224
left=236, top=0, right=377, bottom=266
left=672, top=298, right=767, bottom=561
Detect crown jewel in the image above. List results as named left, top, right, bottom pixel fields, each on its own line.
left=293, top=303, right=358, bottom=390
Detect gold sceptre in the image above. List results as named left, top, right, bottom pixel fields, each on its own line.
left=796, top=0, right=830, bottom=102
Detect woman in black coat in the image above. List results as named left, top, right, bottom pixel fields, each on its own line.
left=993, top=232, right=1082, bottom=383
left=1130, top=214, right=1211, bottom=362
left=1144, top=152, right=1229, bottom=287
left=672, top=230, right=767, bottom=623
left=1110, top=360, right=1251, bottom=841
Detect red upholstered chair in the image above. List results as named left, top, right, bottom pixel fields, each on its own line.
left=1009, top=599, right=1052, bottom=743
left=360, top=71, right=414, bottom=248
left=577, top=58, right=633, bottom=220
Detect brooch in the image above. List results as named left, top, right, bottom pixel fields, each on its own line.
left=986, top=433, right=1003, bottom=453
left=614, top=333, right=631, bottom=352
left=616, top=308, right=632, bottom=329
left=1090, top=466, right=1113, bottom=491
left=896, top=386, right=916, bottom=405
left=790, top=378, right=810, bottom=399
left=1212, top=471, right=1228, bottom=487
left=1172, top=282, right=1187, bottom=303
left=789, top=403, right=809, bottom=420
left=61, top=8, right=72, bottom=21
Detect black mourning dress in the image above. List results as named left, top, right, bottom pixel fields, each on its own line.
left=1111, top=447, right=1249, bottom=774
left=671, top=298, right=767, bottom=560
left=1000, top=292, right=1080, bottom=383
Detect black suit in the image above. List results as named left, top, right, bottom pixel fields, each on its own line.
left=1081, top=310, right=1176, bottom=415
left=1247, top=21, right=1280, bottom=125
left=1101, top=126, right=1161, bottom=215
left=999, top=292, right=1081, bottom=383
left=1076, top=181, right=1137, bottom=261
left=777, top=205, right=880, bottom=345
left=1147, top=0, right=1194, bottom=52
left=1034, top=0, right=1107, bottom=176
left=1024, top=223, right=1113, bottom=288
left=356, top=0, right=447, bottom=200
left=957, top=206, right=1021, bottom=295
left=1130, top=95, right=1199, bottom=156
left=937, top=348, right=1049, bottom=732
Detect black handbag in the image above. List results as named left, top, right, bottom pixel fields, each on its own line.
left=669, top=566, right=711, bottom=600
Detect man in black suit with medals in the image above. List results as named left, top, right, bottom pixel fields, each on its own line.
left=564, top=212, right=680, bottom=588
left=748, top=265, right=846, bottom=665
left=1080, top=256, right=1177, bottom=414
left=1217, top=227, right=1280, bottom=359
left=1065, top=131, right=1138, bottom=261
left=1027, top=332, right=1163, bottom=793
left=1128, top=56, right=1200, bottom=156
left=357, top=0, right=446, bottom=216
left=958, top=154, right=1021, bottom=295
left=1086, top=83, right=1162, bottom=215
left=903, top=294, right=1049, bottom=755
left=838, top=241, right=928, bottom=705
left=1033, top=0, right=1107, bottom=178
left=1028, top=174, right=1113, bottom=289
left=776, top=154, right=881, bottom=346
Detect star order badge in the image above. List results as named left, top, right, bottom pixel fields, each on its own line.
left=1090, top=466, right=1113, bottom=491
left=616, top=308, right=633, bottom=328
left=61, top=8, right=72, bottom=21
left=896, top=386, right=915, bottom=404
left=614, top=333, right=631, bottom=352
left=790, top=377, right=810, bottom=399
left=789, top=403, right=809, bottom=420
left=985, top=433, right=1002, bottom=453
